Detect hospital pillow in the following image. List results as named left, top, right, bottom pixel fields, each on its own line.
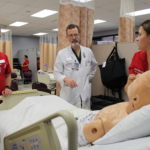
left=94, top=104, right=150, bottom=145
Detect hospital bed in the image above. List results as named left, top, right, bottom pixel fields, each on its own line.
left=1, top=93, right=150, bottom=150
left=37, top=70, right=56, bottom=87
left=37, top=70, right=56, bottom=94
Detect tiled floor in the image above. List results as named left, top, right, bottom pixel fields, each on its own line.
left=18, top=83, right=32, bottom=90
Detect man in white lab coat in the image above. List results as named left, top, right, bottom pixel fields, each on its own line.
left=54, top=24, right=97, bottom=109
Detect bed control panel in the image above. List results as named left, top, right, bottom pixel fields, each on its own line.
left=4, top=121, right=60, bottom=150
left=11, top=135, right=41, bottom=150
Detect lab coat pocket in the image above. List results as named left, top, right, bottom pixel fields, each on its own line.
left=82, top=78, right=91, bottom=102
left=85, top=61, right=91, bottom=74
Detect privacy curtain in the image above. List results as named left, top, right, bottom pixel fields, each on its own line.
left=40, top=32, right=57, bottom=71
left=58, top=0, right=95, bottom=50
left=0, top=31, right=13, bottom=69
left=118, top=0, right=135, bottom=42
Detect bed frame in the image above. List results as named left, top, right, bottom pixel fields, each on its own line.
left=4, top=110, right=78, bottom=150
left=0, top=89, right=50, bottom=110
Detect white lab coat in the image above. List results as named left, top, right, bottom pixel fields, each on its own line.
left=54, top=45, right=97, bottom=108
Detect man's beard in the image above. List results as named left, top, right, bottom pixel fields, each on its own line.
left=71, top=40, right=80, bottom=47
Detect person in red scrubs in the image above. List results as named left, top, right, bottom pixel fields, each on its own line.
left=37, top=57, right=40, bottom=70
left=22, top=55, right=29, bottom=71
left=0, top=52, right=12, bottom=96
left=125, top=20, right=150, bottom=92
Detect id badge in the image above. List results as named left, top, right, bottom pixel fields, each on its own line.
left=72, top=62, right=79, bottom=70
left=0, top=59, right=5, bottom=63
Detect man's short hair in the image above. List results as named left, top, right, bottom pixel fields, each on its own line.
left=66, top=24, right=80, bottom=34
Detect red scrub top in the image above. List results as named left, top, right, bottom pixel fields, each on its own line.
left=0, top=52, right=11, bottom=94
left=128, top=50, right=148, bottom=74
left=22, top=59, right=29, bottom=71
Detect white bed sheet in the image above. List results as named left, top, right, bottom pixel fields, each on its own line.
left=79, top=137, right=150, bottom=150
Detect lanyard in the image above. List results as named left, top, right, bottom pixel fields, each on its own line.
left=72, top=48, right=81, bottom=64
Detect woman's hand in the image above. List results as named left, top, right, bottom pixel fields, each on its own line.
left=2, top=88, right=12, bottom=97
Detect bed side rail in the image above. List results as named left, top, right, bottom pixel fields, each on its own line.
left=0, top=89, right=50, bottom=110
left=4, top=110, right=78, bottom=150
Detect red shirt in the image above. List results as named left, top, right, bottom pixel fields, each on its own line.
left=0, top=52, right=11, bottom=94
left=128, top=51, right=148, bottom=74
left=22, top=59, right=29, bottom=71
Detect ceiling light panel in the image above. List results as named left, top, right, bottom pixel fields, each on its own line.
left=127, top=8, right=150, bottom=16
left=1, top=29, right=10, bottom=33
left=52, top=28, right=58, bottom=31
left=31, top=9, right=58, bottom=18
left=73, top=0, right=92, bottom=3
left=94, top=19, right=106, bottom=24
left=33, top=32, right=48, bottom=36
left=9, top=22, right=28, bottom=27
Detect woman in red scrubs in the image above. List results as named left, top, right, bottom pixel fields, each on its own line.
left=125, top=20, right=150, bottom=92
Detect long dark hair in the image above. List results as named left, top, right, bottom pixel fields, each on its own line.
left=141, top=20, right=150, bottom=35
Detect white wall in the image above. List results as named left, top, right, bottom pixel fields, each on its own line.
left=12, top=36, right=39, bottom=58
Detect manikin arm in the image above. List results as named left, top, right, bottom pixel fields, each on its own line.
left=83, top=119, right=105, bottom=143
left=82, top=102, right=130, bottom=143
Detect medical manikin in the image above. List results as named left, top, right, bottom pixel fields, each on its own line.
left=78, top=70, right=150, bottom=145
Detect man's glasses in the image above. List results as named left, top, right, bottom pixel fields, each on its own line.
left=67, top=33, right=79, bottom=37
